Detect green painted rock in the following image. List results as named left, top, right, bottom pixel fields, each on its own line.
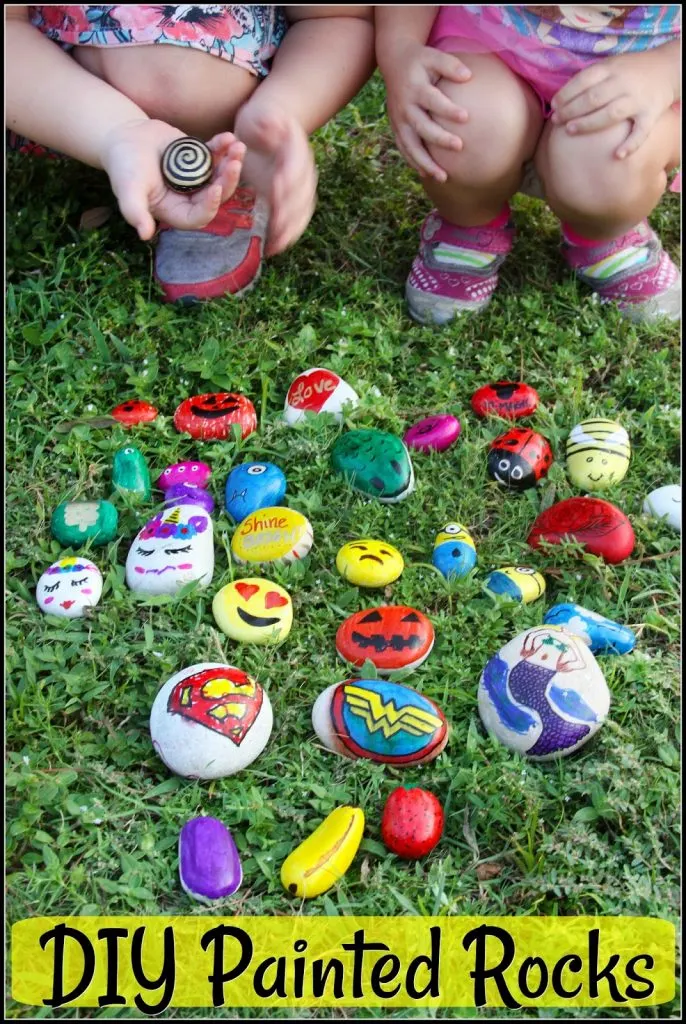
left=331, top=429, right=415, bottom=503
left=113, top=445, right=151, bottom=500
left=51, top=500, right=119, bottom=546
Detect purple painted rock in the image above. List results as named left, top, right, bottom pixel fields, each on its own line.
left=158, top=461, right=214, bottom=512
left=528, top=496, right=635, bottom=564
left=179, top=816, right=242, bottom=903
left=471, top=382, right=539, bottom=420
left=403, top=414, right=461, bottom=452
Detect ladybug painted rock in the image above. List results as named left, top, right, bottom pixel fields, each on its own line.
left=528, top=497, right=635, bottom=564
left=336, top=605, right=434, bottom=675
left=111, top=399, right=158, bottom=426
left=471, top=381, right=539, bottom=419
left=487, top=427, right=553, bottom=491
left=381, top=788, right=444, bottom=859
left=174, top=392, right=257, bottom=441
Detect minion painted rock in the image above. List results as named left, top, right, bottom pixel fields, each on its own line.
left=487, top=427, right=553, bottom=491
left=544, top=603, right=635, bottom=655
left=225, top=462, right=287, bottom=523
left=566, top=419, right=630, bottom=491
left=484, top=567, right=546, bottom=604
left=331, top=430, right=414, bottom=504
left=432, top=523, right=477, bottom=579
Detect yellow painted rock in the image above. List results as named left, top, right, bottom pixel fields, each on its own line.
left=281, top=806, right=364, bottom=898
left=231, top=507, right=313, bottom=566
left=484, top=566, right=546, bottom=604
left=335, top=539, right=404, bottom=588
left=212, top=578, right=292, bottom=644
left=566, top=418, right=630, bottom=491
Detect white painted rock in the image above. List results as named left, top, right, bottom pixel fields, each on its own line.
left=36, top=556, right=102, bottom=617
left=150, top=663, right=273, bottom=779
left=643, top=485, right=681, bottom=533
left=125, top=504, right=214, bottom=596
left=478, top=626, right=610, bottom=760
left=284, top=367, right=359, bottom=426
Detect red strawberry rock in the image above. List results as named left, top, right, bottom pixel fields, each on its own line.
left=381, top=787, right=444, bottom=859
left=111, top=399, right=158, bottom=426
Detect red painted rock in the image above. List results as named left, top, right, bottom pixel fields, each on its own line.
left=284, top=367, right=358, bottom=425
left=471, top=382, right=539, bottom=419
left=528, top=497, right=635, bottom=564
left=174, top=392, right=257, bottom=441
left=381, top=788, right=444, bottom=859
left=487, top=427, right=553, bottom=491
left=111, top=399, right=158, bottom=426
left=336, top=606, right=434, bottom=675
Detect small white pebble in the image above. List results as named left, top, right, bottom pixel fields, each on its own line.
left=370, top=386, right=382, bottom=397
left=142, top=359, right=148, bottom=366
left=22, top=755, right=30, bottom=765
left=152, top=651, right=163, bottom=658
left=93, top=818, right=102, bottom=825
left=86, top=404, right=94, bottom=411
left=80, top=805, right=88, bottom=813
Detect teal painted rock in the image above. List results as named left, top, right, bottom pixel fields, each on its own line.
left=113, top=445, right=151, bottom=501
left=51, top=500, right=118, bottom=547
left=331, top=430, right=414, bottom=504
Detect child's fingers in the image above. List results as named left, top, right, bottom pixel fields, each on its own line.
left=410, top=108, right=463, bottom=152
left=552, top=81, right=621, bottom=124
left=398, top=124, right=448, bottom=181
left=427, top=50, right=472, bottom=85
left=176, top=182, right=223, bottom=228
left=117, top=191, right=157, bottom=241
left=422, top=85, right=469, bottom=123
left=205, top=131, right=240, bottom=156
left=616, top=116, right=650, bottom=159
left=564, top=98, right=633, bottom=135
left=551, top=63, right=610, bottom=109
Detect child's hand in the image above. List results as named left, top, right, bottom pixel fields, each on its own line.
left=381, top=41, right=472, bottom=181
left=550, top=49, right=678, bottom=159
left=102, top=120, right=246, bottom=239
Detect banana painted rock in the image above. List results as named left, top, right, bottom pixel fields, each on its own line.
left=280, top=806, right=364, bottom=899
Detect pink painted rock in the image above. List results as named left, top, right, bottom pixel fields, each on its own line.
left=528, top=497, right=635, bottom=564
left=403, top=414, right=461, bottom=452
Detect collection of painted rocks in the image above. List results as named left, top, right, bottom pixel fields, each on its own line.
left=38, top=367, right=681, bottom=905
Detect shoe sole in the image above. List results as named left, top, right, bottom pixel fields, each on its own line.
left=405, top=282, right=491, bottom=325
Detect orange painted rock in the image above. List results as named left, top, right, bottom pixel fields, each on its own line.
left=336, top=605, right=434, bottom=675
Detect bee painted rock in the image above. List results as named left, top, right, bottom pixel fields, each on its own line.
left=231, top=507, right=313, bottom=566
left=36, top=556, right=102, bottom=618
left=331, top=429, right=415, bottom=504
left=544, top=603, right=635, bottom=655
left=158, top=461, right=214, bottom=512
left=336, top=606, right=434, bottom=675
left=478, top=626, right=610, bottom=760
left=432, top=523, right=477, bottom=579
left=381, top=788, right=444, bottom=859
left=471, top=382, right=539, bottom=419
left=487, top=427, right=553, bottom=491
left=51, top=500, right=118, bottom=547
left=484, top=567, right=546, bottom=604
left=225, top=462, right=287, bottom=523
left=403, top=414, right=460, bottom=453
left=179, top=817, right=242, bottom=903
left=111, top=399, right=158, bottom=426
left=150, top=663, right=272, bottom=779
left=112, top=445, right=151, bottom=501
left=284, top=367, right=359, bottom=425
left=336, top=539, right=404, bottom=588
left=643, top=485, right=681, bottom=533
left=174, top=392, right=257, bottom=441
left=212, top=578, right=292, bottom=644
left=312, top=679, right=448, bottom=766
left=566, top=419, right=631, bottom=491
left=125, top=504, right=214, bottom=596
left=528, top=496, right=635, bottom=564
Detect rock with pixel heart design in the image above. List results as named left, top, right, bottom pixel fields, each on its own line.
left=284, top=367, right=358, bottom=426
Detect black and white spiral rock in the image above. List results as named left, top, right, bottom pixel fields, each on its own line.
left=161, top=137, right=213, bottom=193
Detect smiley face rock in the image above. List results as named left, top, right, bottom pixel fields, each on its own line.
left=487, top=428, right=553, bottom=491
left=566, top=419, right=630, bottom=491
left=336, top=539, right=404, bottom=588
left=150, top=663, right=273, bottom=779
left=432, top=523, right=477, bottom=580
left=478, top=626, right=610, bottom=760
left=331, top=430, right=414, bottom=504
left=471, top=382, right=539, bottom=419
left=484, top=567, right=546, bottom=604
left=36, top=557, right=103, bottom=618
left=544, top=603, right=636, bottom=655
left=225, top=462, right=287, bottom=523
left=174, top=392, right=257, bottom=441
left=312, top=679, right=448, bottom=766
left=403, top=414, right=460, bottom=453
left=51, top=500, right=118, bottom=547
left=336, top=606, right=434, bottom=675
left=231, top=507, right=313, bottom=566
left=528, top=497, right=635, bottom=564
left=284, top=367, right=359, bottom=426
left=643, top=484, right=681, bottom=533
left=112, top=445, right=151, bottom=501
left=212, top=578, right=292, bottom=644
left=125, top=504, right=214, bottom=596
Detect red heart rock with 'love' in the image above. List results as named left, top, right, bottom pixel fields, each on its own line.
left=381, top=787, right=444, bottom=859
left=284, top=368, right=359, bottom=425
left=528, top=496, right=635, bottom=564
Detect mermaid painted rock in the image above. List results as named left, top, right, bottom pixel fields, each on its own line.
left=431, top=523, right=477, bottom=579
left=112, top=445, right=151, bottom=501
left=125, top=504, right=214, bottom=596
left=544, top=603, right=636, bottom=655
left=331, top=429, right=414, bottom=503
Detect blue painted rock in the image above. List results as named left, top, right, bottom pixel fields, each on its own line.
left=51, top=500, right=118, bottom=547
left=150, top=663, right=273, bottom=779
left=528, top=497, right=635, bottom=564
left=432, top=523, right=477, bottom=579
left=312, top=679, right=448, bottom=765
left=483, top=567, right=546, bottom=604
left=284, top=367, right=359, bottom=425
left=331, top=430, right=414, bottom=503
left=471, top=382, right=539, bottom=419
left=36, top=556, right=102, bottom=618
left=179, top=817, right=242, bottom=903
left=478, top=626, right=610, bottom=760
left=566, top=419, right=630, bottom=491
left=544, top=604, right=635, bottom=655
left=336, top=606, right=434, bottom=675
left=643, top=485, right=681, bottom=533
left=487, top=427, right=553, bottom=491
left=125, top=504, right=214, bottom=596
left=225, top=462, right=287, bottom=522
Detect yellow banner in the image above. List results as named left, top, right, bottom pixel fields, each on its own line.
left=11, top=916, right=674, bottom=1010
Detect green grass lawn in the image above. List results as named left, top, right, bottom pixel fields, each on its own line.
left=5, top=75, right=681, bottom=1019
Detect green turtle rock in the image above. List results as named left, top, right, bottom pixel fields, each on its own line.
left=331, top=429, right=415, bottom=503
left=51, top=500, right=119, bottom=547
left=113, top=445, right=151, bottom=501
